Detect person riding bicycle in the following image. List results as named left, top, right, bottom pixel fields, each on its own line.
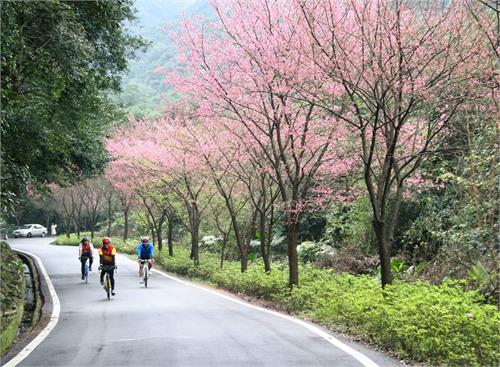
left=98, top=237, right=116, bottom=296
left=137, top=236, right=154, bottom=284
left=78, top=236, right=94, bottom=280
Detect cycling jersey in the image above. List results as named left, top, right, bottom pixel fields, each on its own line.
left=137, top=243, right=154, bottom=259
left=79, top=242, right=94, bottom=257
left=99, top=245, right=116, bottom=265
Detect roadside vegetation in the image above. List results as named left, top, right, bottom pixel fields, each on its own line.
left=0, top=241, right=26, bottom=355
left=155, top=246, right=500, bottom=367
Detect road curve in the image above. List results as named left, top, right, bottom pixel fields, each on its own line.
left=4, top=238, right=402, bottom=367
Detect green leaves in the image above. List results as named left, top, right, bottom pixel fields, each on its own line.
left=0, top=0, right=145, bottom=214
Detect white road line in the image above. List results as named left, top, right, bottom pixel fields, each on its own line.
left=4, top=249, right=61, bottom=367
left=151, top=265, right=381, bottom=367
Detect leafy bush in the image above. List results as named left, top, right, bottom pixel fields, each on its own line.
left=55, top=232, right=92, bottom=246
left=297, top=241, right=322, bottom=263
left=55, top=233, right=137, bottom=254
left=156, top=245, right=500, bottom=366
left=289, top=275, right=499, bottom=366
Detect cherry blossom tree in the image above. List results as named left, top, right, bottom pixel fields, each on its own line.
left=164, top=0, right=354, bottom=287
left=107, top=115, right=214, bottom=266
left=295, top=0, right=494, bottom=286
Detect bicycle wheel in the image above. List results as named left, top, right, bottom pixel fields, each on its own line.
left=144, top=266, right=148, bottom=288
left=84, top=262, right=89, bottom=284
left=105, top=274, right=111, bottom=300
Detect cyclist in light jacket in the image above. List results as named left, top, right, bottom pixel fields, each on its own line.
left=79, top=236, right=94, bottom=279
left=137, top=236, right=154, bottom=283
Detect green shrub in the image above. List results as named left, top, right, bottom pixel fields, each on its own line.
left=55, top=232, right=91, bottom=246
left=55, top=233, right=137, bottom=254
left=297, top=241, right=322, bottom=263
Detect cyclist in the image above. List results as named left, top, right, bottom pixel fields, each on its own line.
left=137, top=236, right=154, bottom=284
left=78, top=236, right=94, bottom=279
left=98, top=237, right=116, bottom=296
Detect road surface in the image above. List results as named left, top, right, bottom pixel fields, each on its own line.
left=4, top=237, right=402, bottom=367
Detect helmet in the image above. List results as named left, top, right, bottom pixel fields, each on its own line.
left=82, top=236, right=89, bottom=242
left=102, top=237, right=111, bottom=244
left=141, top=236, right=149, bottom=243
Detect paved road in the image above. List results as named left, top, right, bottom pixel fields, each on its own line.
left=5, top=238, right=402, bottom=367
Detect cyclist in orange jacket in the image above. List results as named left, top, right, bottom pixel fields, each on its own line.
left=98, top=237, right=116, bottom=296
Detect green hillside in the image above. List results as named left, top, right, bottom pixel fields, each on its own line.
left=119, top=0, right=211, bottom=118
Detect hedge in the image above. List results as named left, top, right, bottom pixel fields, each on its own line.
left=55, top=233, right=137, bottom=254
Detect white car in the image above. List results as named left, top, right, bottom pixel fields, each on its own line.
left=13, top=224, right=47, bottom=238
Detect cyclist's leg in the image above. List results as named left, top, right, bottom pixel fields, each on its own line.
left=100, top=267, right=105, bottom=284
left=109, top=269, right=115, bottom=290
left=80, top=257, right=86, bottom=277
left=139, top=261, right=144, bottom=277
left=89, top=257, right=93, bottom=271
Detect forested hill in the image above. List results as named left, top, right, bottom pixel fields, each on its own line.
left=119, top=0, right=211, bottom=118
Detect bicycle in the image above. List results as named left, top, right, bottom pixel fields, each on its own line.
left=99, top=265, right=115, bottom=300
left=83, top=260, right=89, bottom=284
left=139, top=259, right=152, bottom=288
left=80, top=256, right=91, bottom=284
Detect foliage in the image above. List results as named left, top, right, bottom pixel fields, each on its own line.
left=0, top=0, right=145, bottom=214
left=322, top=197, right=375, bottom=254
left=296, top=241, right=327, bottom=264
left=0, top=241, right=26, bottom=354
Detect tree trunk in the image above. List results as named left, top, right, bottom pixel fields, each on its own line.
left=226, top=201, right=247, bottom=272
left=167, top=219, right=174, bottom=256
left=191, top=221, right=200, bottom=266
left=287, top=218, right=300, bottom=288
left=187, top=205, right=201, bottom=266
left=150, top=228, right=156, bottom=246
left=240, top=251, right=248, bottom=273
left=220, top=233, right=228, bottom=268
left=74, top=221, right=80, bottom=238
left=260, top=210, right=271, bottom=272
left=107, top=199, right=113, bottom=237
left=123, top=208, right=129, bottom=240
left=373, top=218, right=392, bottom=287
left=157, top=228, right=163, bottom=252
